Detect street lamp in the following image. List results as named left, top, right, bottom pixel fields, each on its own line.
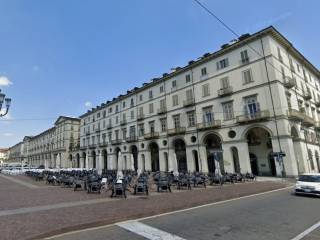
left=0, top=89, right=11, bottom=117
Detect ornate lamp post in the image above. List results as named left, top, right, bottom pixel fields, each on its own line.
left=0, top=89, right=11, bottom=117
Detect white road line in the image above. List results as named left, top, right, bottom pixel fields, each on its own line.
left=117, top=221, right=186, bottom=240
left=45, top=186, right=292, bottom=239
left=290, top=220, right=320, bottom=240
left=0, top=174, right=39, bottom=189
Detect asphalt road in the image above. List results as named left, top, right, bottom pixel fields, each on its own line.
left=49, top=188, right=320, bottom=240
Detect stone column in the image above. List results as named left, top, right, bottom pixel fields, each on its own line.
left=236, top=141, right=251, bottom=174
left=198, top=145, right=208, bottom=173
left=98, top=151, right=103, bottom=174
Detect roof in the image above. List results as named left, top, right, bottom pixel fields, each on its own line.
left=54, top=116, right=80, bottom=126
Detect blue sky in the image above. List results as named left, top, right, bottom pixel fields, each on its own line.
left=0, top=0, right=319, bottom=147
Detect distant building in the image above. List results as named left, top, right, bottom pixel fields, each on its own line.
left=0, top=148, right=9, bottom=165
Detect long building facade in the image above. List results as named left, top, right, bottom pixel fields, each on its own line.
left=74, top=26, right=320, bottom=177
left=27, top=116, right=80, bottom=168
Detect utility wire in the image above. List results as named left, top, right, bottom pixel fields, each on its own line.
left=192, top=0, right=316, bottom=87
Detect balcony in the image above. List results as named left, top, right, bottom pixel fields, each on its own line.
left=80, top=145, right=87, bottom=150
left=183, top=98, right=195, bottom=107
left=120, top=119, right=127, bottom=125
left=85, top=131, right=90, bottom=136
left=99, top=141, right=108, bottom=147
left=157, top=107, right=167, bottom=115
left=137, top=113, right=145, bottom=121
left=144, top=132, right=159, bottom=140
left=302, top=114, right=316, bottom=127
left=111, top=139, right=122, bottom=145
left=315, top=101, right=320, bottom=108
left=303, top=91, right=312, bottom=100
left=88, top=144, right=97, bottom=149
left=167, top=127, right=186, bottom=136
left=218, top=86, right=233, bottom=97
left=95, top=128, right=100, bottom=133
left=236, top=110, right=270, bottom=124
left=107, top=124, right=112, bottom=129
left=283, top=77, right=296, bottom=89
left=287, top=108, right=305, bottom=122
left=197, top=120, right=222, bottom=131
left=126, top=136, right=138, bottom=143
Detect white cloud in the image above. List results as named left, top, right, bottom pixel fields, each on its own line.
left=84, top=101, right=92, bottom=108
left=0, top=76, right=13, bottom=86
left=3, top=133, right=13, bottom=137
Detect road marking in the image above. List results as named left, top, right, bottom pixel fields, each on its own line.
left=0, top=174, right=39, bottom=189
left=117, top=221, right=186, bottom=240
left=291, top=220, right=320, bottom=240
left=0, top=198, right=117, bottom=217
left=45, top=186, right=292, bottom=239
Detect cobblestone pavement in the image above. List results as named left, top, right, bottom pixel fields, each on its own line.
left=0, top=174, right=290, bottom=240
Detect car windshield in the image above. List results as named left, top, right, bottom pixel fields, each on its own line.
left=298, top=175, right=320, bottom=182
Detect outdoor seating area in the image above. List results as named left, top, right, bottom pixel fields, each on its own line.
left=14, top=168, right=258, bottom=199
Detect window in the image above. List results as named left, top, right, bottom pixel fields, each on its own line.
left=289, top=58, right=295, bottom=72
left=123, top=101, right=126, bottom=108
left=277, top=47, right=282, bottom=62
left=131, top=110, right=134, bottom=119
left=203, top=107, right=213, bottom=123
left=160, top=86, right=164, bottom=93
left=122, top=128, right=127, bottom=139
left=149, top=90, right=153, bottom=99
left=139, top=107, right=144, bottom=116
left=186, top=74, right=191, bottom=83
left=202, top=83, right=210, bottom=97
left=149, top=121, right=155, bottom=133
left=130, top=98, right=134, bottom=107
left=115, top=116, right=119, bottom=124
left=115, top=130, right=119, bottom=140
left=186, top=89, right=193, bottom=100
left=103, top=110, right=106, bottom=118
left=160, top=99, right=166, bottom=109
left=216, top=58, right=229, bottom=70
left=281, top=66, right=286, bottom=81
left=220, top=77, right=229, bottom=89
left=160, top=118, right=167, bottom=132
left=172, top=95, right=179, bottom=106
left=187, top=111, right=195, bottom=127
left=222, top=102, right=234, bottom=120
left=139, top=94, right=143, bottom=101
left=201, top=67, right=207, bottom=76
left=149, top=103, right=154, bottom=114
left=129, top=126, right=136, bottom=137
left=244, top=96, right=259, bottom=117
left=172, top=80, right=176, bottom=88
left=97, top=112, right=101, bottom=118
left=122, top=113, right=126, bottom=122
left=240, top=50, right=249, bottom=64
left=243, top=69, right=253, bottom=84
left=138, top=123, right=144, bottom=136
left=173, top=115, right=180, bottom=128
left=297, top=64, right=300, bottom=72
left=115, top=105, right=119, bottom=113
left=109, top=107, right=112, bottom=113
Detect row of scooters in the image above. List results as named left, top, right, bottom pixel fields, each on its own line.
left=24, top=170, right=256, bottom=198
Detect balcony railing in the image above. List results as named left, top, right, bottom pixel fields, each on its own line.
left=218, top=86, right=233, bottom=97
left=99, top=141, right=108, bottom=147
left=88, top=144, right=97, bottom=149
left=126, top=136, right=138, bottom=143
left=137, top=113, right=145, bottom=120
left=85, top=131, right=90, bottom=136
left=167, top=127, right=186, bottom=136
left=80, top=145, right=87, bottom=150
left=95, top=128, right=100, bottom=132
left=111, top=139, right=122, bottom=145
left=144, top=132, right=159, bottom=140
left=197, top=120, right=222, bottom=131
left=283, top=77, right=296, bottom=88
left=315, top=101, right=320, bottom=108
left=120, top=119, right=127, bottom=125
left=240, top=58, right=250, bottom=65
left=236, top=110, right=270, bottom=123
left=183, top=98, right=195, bottom=107
left=107, top=124, right=112, bottom=129
left=303, top=91, right=312, bottom=100
left=157, top=107, right=167, bottom=115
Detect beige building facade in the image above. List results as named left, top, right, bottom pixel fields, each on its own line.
left=76, top=26, right=320, bottom=177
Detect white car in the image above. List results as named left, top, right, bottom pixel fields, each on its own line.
left=295, top=173, right=320, bottom=196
